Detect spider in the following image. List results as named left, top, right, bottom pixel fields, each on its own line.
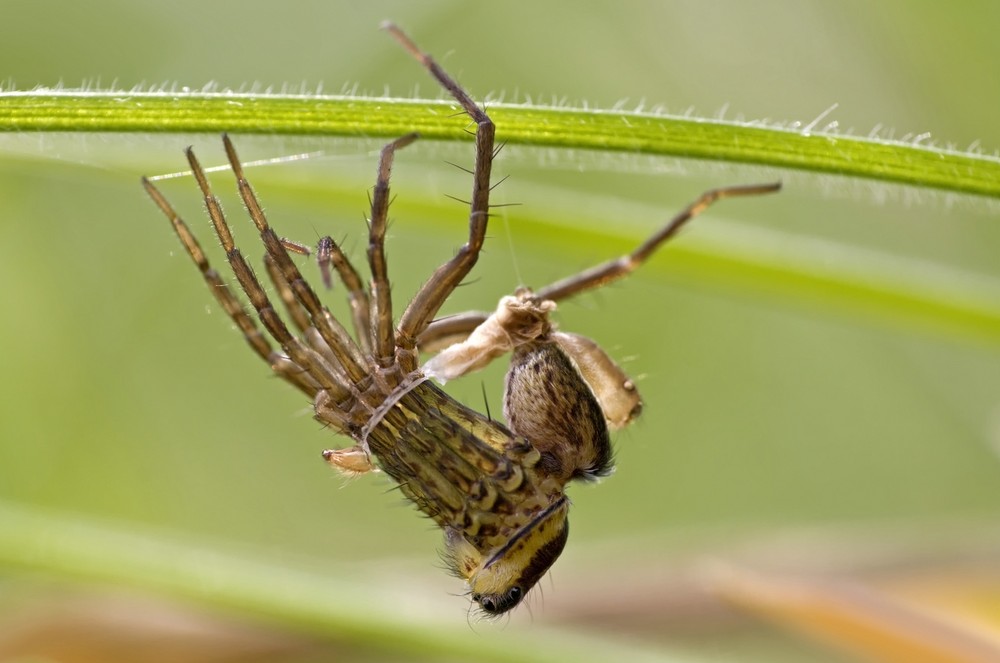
left=142, top=22, right=780, bottom=616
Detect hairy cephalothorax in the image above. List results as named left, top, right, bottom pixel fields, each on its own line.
left=143, top=22, right=780, bottom=616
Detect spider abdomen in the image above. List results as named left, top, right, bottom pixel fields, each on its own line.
left=505, top=341, right=614, bottom=482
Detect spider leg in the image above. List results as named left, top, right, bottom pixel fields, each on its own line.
left=417, top=311, right=490, bottom=354
left=175, top=147, right=358, bottom=410
left=533, top=182, right=781, bottom=303
left=417, top=184, right=781, bottom=354
left=383, top=23, right=497, bottom=371
left=261, top=254, right=377, bottom=473
left=316, top=236, right=373, bottom=356
left=262, top=254, right=341, bottom=374
left=294, top=156, right=430, bottom=472
left=414, top=184, right=781, bottom=394
left=263, top=253, right=311, bottom=333
left=221, top=135, right=372, bottom=389
left=143, top=177, right=330, bottom=401
left=368, top=132, right=418, bottom=369
left=273, top=232, right=374, bottom=357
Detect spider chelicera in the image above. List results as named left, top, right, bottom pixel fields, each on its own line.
left=143, top=22, right=780, bottom=616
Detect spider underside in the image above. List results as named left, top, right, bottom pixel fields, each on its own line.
left=143, top=23, right=780, bottom=616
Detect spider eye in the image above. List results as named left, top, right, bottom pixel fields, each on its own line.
left=476, top=586, right=524, bottom=614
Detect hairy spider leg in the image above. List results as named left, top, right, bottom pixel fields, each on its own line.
left=142, top=174, right=341, bottom=404
left=257, top=132, right=419, bottom=380
left=416, top=182, right=783, bottom=353
left=252, top=228, right=387, bottom=473
left=262, top=253, right=310, bottom=333
left=273, top=234, right=375, bottom=358
left=316, top=236, right=373, bottom=356
left=535, top=182, right=782, bottom=301
left=261, top=254, right=341, bottom=382
left=322, top=132, right=421, bottom=475
left=367, top=132, right=419, bottom=370
left=221, top=136, right=371, bottom=391
left=382, top=23, right=498, bottom=370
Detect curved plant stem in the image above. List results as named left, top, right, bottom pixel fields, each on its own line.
left=1, top=91, right=998, bottom=198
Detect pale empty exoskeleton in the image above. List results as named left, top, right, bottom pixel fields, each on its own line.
left=143, top=23, right=780, bottom=615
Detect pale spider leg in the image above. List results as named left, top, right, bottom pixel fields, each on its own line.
left=181, top=147, right=355, bottom=405
left=368, top=132, right=419, bottom=368
left=414, top=183, right=783, bottom=351
left=143, top=178, right=325, bottom=399
left=221, top=135, right=372, bottom=387
left=316, top=236, right=373, bottom=356
left=383, top=23, right=497, bottom=370
left=418, top=311, right=490, bottom=354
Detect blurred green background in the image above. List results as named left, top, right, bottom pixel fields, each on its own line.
left=1, top=1, right=999, bottom=661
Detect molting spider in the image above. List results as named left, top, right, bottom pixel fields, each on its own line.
left=142, top=22, right=780, bottom=616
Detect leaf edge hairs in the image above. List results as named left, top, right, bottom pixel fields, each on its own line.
left=142, top=22, right=780, bottom=617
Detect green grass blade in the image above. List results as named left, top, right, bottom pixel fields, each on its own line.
left=0, top=500, right=690, bottom=663
left=2, top=91, right=998, bottom=198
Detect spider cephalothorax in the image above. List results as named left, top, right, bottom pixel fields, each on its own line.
left=143, top=22, right=779, bottom=615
